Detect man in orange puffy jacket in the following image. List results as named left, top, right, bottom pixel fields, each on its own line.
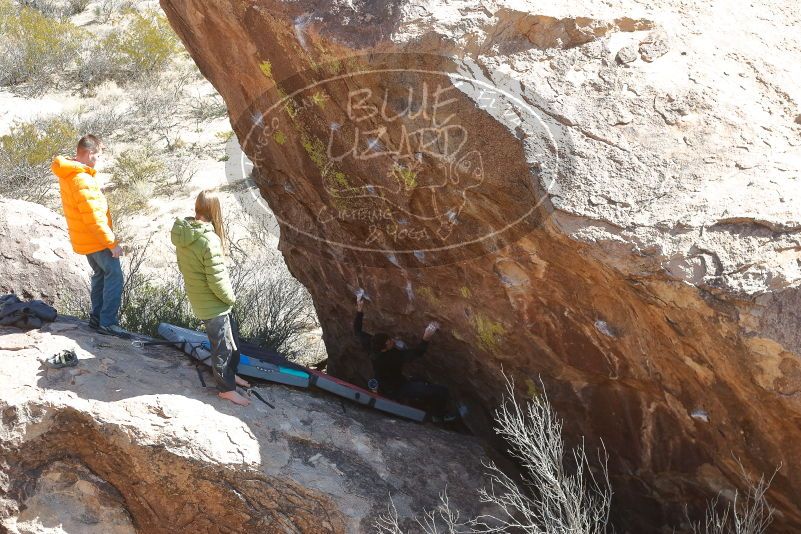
left=52, top=135, right=129, bottom=338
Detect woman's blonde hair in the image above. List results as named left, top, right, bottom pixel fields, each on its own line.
left=195, top=190, right=227, bottom=253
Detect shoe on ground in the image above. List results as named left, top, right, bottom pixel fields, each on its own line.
left=98, top=324, right=132, bottom=339
left=88, top=316, right=99, bottom=330
left=432, top=404, right=470, bottom=424
left=44, top=349, right=78, bottom=368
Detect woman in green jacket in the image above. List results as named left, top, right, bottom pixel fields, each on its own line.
left=171, top=190, right=250, bottom=406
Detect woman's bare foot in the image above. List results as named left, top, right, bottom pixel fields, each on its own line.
left=235, top=375, right=250, bottom=388
left=218, top=390, right=251, bottom=406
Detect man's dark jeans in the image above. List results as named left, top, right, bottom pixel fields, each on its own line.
left=396, top=380, right=450, bottom=417
left=86, top=248, right=123, bottom=328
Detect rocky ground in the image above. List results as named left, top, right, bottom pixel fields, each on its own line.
left=0, top=318, right=489, bottom=533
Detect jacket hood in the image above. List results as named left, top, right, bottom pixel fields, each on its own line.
left=171, top=217, right=213, bottom=248
left=51, top=156, right=96, bottom=179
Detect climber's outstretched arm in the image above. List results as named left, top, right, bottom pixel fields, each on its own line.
left=354, top=294, right=372, bottom=351
left=403, top=322, right=439, bottom=363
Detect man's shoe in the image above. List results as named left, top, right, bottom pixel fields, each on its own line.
left=88, top=316, right=100, bottom=330
left=98, top=324, right=132, bottom=339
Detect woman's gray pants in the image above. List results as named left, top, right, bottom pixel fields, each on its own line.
left=203, top=313, right=239, bottom=392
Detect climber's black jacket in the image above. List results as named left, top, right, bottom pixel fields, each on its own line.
left=353, top=311, right=428, bottom=396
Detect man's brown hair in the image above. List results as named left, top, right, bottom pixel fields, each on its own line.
left=77, top=134, right=103, bottom=154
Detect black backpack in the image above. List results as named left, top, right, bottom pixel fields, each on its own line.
left=0, top=294, right=58, bottom=330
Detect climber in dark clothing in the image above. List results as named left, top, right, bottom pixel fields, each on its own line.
left=353, top=292, right=451, bottom=419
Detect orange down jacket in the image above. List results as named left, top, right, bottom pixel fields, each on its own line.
left=51, top=156, right=116, bottom=255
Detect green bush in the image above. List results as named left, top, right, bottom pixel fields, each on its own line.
left=107, top=148, right=165, bottom=214
left=0, top=116, right=78, bottom=204
left=112, top=148, right=165, bottom=187
left=0, top=1, right=85, bottom=93
left=0, top=3, right=183, bottom=92
left=102, top=10, right=181, bottom=81
left=120, top=277, right=201, bottom=337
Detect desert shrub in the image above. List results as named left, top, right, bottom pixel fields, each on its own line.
left=163, top=153, right=198, bottom=187
left=472, top=379, right=612, bottom=533
left=93, top=0, right=133, bottom=23
left=187, top=92, right=229, bottom=128
left=112, top=148, right=165, bottom=187
left=0, top=116, right=78, bottom=204
left=0, top=2, right=181, bottom=94
left=0, top=107, right=125, bottom=206
left=231, top=267, right=318, bottom=358
left=120, top=276, right=201, bottom=337
left=100, top=10, right=181, bottom=82
left=58, top=280, right=91, bottom=319
left=0, top=1, right=85, bottom=94
left=106, top=148, right=165, bottom=214
left=690, top=465, right=775, bottom=534
left=73, top=9, right=182, bottom=90
left=76, top=39, right=127, bottom=90
left=126, top=73, right=192, bottom=149
left=117, top=242, right=200, bottom=337
left=68, top=104, right=126, bottom=139
left=17, top=0, right=90, bottom=19
left=0, top=0, right=14, bottom=28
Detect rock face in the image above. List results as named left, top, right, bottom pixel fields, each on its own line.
left=13, top=460, right=136, bottom=534
left=0, top=197, right=88, bottom=305
left=159, top=0, right=801, bottom=529
left=0, top=320, right=488, bottom=533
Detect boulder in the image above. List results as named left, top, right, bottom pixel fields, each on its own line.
left=0, top=197, right=89, bottom=306
left=159, top=0, right=801, bottom=529
left=0, top=320, right=489, bottom=533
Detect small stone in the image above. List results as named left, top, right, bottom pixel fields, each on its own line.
left=735, top=159, right=758, bottom=170
left=46, top=323, right=79, bottom=333
left=795, top=114, right=801, bottom=125
left=616, top=45, right=639, bottom=65
left=639, top=39, right=669, bottom=62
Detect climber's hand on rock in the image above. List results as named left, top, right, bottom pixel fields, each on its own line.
left=423, top=321, right=439, bottom=340
left=355, top=288, right=367, bottom=311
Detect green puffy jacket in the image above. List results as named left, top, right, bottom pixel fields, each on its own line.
left=171, top=217, right=235, bottom=320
